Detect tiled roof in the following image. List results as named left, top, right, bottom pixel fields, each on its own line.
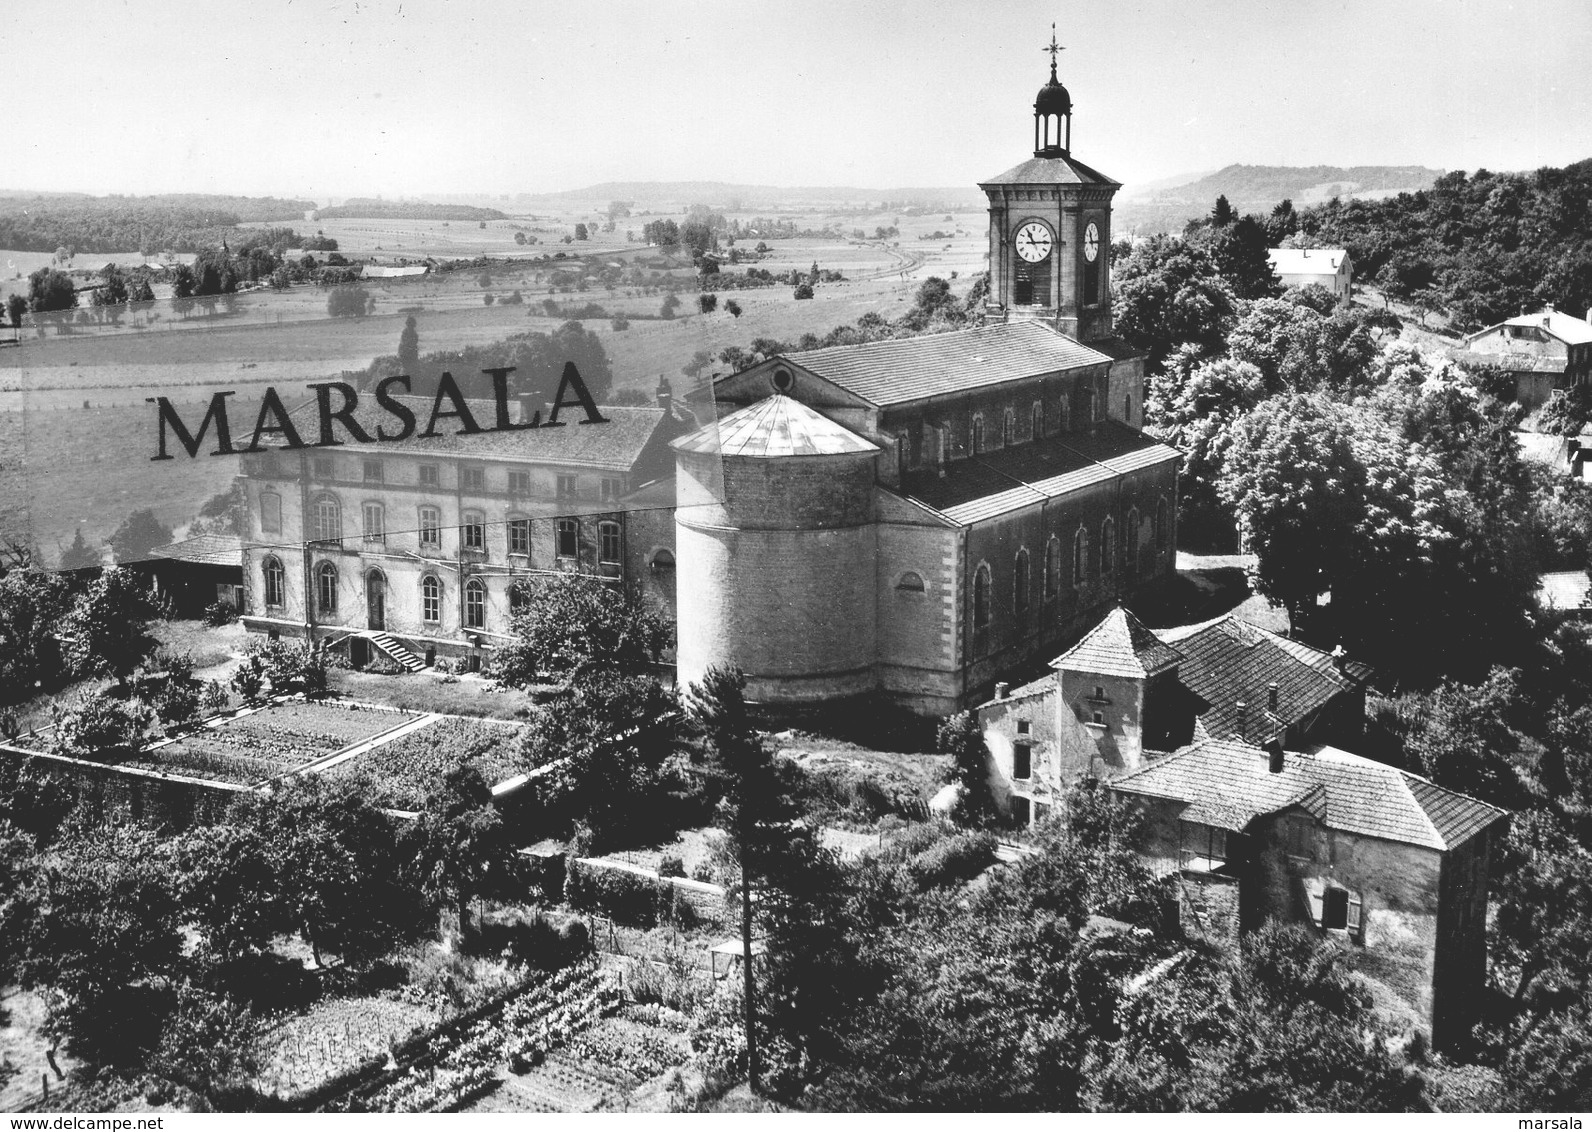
left=1053, top=606, right=1183, bottom=678
left=1155, top=616, right=1358, bottom=745
left=147, top=534, right=243, bottom=567
left=898, top=422, right=1180, bottom=526
left=672, top=394, right=877, bottom=458
left=1500, top=309, right=1592, bottom=346
left=781, top=321, right=1112, bottom=408
left=280, top=396, right=675, bottom=471
left=979, top=154, right=1121, bottom=188
left=1267, top=248, right=1350, bottom=275
left=1113, top=739, right=1506, bottom=851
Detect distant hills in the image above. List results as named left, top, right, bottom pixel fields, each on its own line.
left=1116, top=164, right=1444, bottom=234
left=429, top=183, right=990, bottom=213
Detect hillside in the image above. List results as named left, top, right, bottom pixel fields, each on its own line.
left=504, top=181, right=988, bottom=212
left=1116, top=163, right=1443, bottom=233
left=316, top=198, right=509, bottom=222
left=0, top=192, right=316, bottom=254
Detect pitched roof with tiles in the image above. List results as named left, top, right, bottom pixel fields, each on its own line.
left=895, top=421, right=1180, bottom=526
left=147, top=534, right=244, bottom=567
left=1152, top=616, right=1359, bottom=745
left=1112, top=739, right=1506, bottom=851
left=779, top=321, right=1113, bottom=408
left=1267, top=248, right=1350, bottom=275
left=672, top=393, right=878, bottom=458
left=1052, top=606, right=1183, bottom=678
left=1497, top=309, right=1592, bottom=346
left=979, top=153, right=1121, bottom=189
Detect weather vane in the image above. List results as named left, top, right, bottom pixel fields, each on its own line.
left=1044, top=23, right=1065, bottom=76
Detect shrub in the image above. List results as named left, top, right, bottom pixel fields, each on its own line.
left=564, top=859, right=694, bottom=929
left=50, top=691, right=150, bottom=759
left=365, top=653, right=406, bottom=676
left=610, top=317, right=630, bottom=331
left=697, top=293, right=718, bottom=314
left=904, top=830, right=996, bottom=890
left=203, top=600, right=237, bottom=627
left=658, top=853, right=685, bottom=879
left=793, top=283, right=814, bottom=300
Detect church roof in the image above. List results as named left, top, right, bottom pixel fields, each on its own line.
left=1053, top=606, right=1183, bottom=678
left=1112, top=739, right=1507, bottom=850
left=896, top=422, right=1180, bottom=526
left=779, top=321, right=1113, bottom=408
left=671, top=393, right=878, bottom=458
left=980, top=153, right=1120, bottom=189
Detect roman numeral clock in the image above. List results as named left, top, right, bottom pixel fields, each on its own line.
left=978, top=28, right=1120, bottom=344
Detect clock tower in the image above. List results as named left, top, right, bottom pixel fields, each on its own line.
left=979, top=28, right=1120, bottom=344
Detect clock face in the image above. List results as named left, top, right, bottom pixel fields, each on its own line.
left=1014, top=221, right=1053, bottom=263
left=1083, top=222, right=1100, bottom=263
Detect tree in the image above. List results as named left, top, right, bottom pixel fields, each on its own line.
left=1111, top=236, right=1238, bottom=372
left=56, top=528, right=99, bottom=572
left=1211, top=215, right=1282, bottom=301
left=191, top=246, right=238, bottom=296
left=91, top=265, right=129, bottom=309
left=396, top=315, right=420, bottom=370
left=107, top=507, right=172, bottom=564
left=49, top=691, right=149, bottom=760
left=574, top=223, right=589, bottom=241
left=406, top=766, right=507, bottom=941
left=5, top=293, right=26, bottom=329
left=0, top=570, right=75, bottom=700
left=171, top=263, right=196, bottom=299
left=491, top=577, right=671, bottom=687
left=26, top=267, right=76, bottom=313
left=327, top=285, right=373, bottom=318
left=724, top=298, right=743, bottom=318
left=1210, top=194, right=1235, bottom=227
left=172, top=822, right=283, bottom=962
left=59, top=568, right=158, bottom=683
left=660, top=292, right=681, bottom=319
left=698, top=292, right=718, bottom=314
left=793, top=283, right=814, bottom=300
left=937, top=711, right=996, bottom=827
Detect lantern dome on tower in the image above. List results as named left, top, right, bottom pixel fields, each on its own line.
left=1034, top=70, right=1071, bottom=117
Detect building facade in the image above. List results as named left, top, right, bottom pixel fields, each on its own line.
left=1266, top=247, right=1353, bottom=301
left=1462, top=307, right=1592, bottom=411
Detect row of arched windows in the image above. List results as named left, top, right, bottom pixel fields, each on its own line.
left=260, top=556, right=490, bottom=629
left=895, top=389, right=1113, bottom=476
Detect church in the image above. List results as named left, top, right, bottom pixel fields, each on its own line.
left=671, top=42, right=1182, bottom=714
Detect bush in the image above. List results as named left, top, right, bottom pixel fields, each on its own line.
left=904, top=830, right=996, bottom=890
left=365, top=653, right=406, bottom=676
left=658, top=853, right=685, bottom=879
left=564, top=859, right=694, bottom=928
left=203, top=600, right=237, bottom=627
left=793, top=283, right=814, bottom=300
left=610, top=317, right=630, bottom=331
left=697, top=293, right=718, bottom=314
left=50, top=691, right=150, bottom=759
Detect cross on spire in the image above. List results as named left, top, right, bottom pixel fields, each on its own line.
left=1043, top=23, right=1064, bottom=79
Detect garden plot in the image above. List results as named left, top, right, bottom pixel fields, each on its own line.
left=127, top=700, right=418, bottom=786
left=253, top=995, right=444, bottom=1103
left=322, top=716, right=528, bottom=809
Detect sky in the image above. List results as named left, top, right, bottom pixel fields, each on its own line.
left=6, top=0, right=1589, bottom=201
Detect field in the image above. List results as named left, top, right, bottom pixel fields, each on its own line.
left=323, top=714, right=528, bottom=808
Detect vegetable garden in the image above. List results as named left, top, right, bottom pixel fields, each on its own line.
left=324, top=716, right=527, bottom=808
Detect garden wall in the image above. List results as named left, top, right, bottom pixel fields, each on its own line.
left=0, top=743, right=245, bottom=830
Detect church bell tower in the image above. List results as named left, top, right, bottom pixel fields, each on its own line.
left=978, top=27, right=1121, bottom=344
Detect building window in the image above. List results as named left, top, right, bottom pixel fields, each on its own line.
left=315, top=562, right=338, bottom=614
left=1003, top=409, right=1016, bottom=447
left=421, top=575, right=441, bottom=623
left=556, top=518, right=578, bottom=558
left=509, top=470, right=531, bottom=494
left=1044, top=536, right=1061, bottom=602
left=508, top=582, right=529, bottom=613
left=1013, top=741, right=1032, bottom=780
left=419, top=505, right=441, bottom=548
left=1101, top=516, right=1116, bottom=575
left=599, top=521, right=621, bottom=564
left=650, top=549, right=675, bottom=573
left=1093, top=685, right=1106, bottom=700
left=556, top=474, right=577, bottom=500
left=1180, top=822, right=1228, bottom=872
left=896, top=571, right=926, bottom=593
left=262, top=556, right=285, bottom=607
left=1014, top=548, right=1031, bottom=620
left=1323, top=886, right=1349, bottom=931
left=601, top=477, right=622, bottom=502
left=462, top=512, right=486, bottom=552
left=362, top=502, right=385, bottom=544
left=464, top=577, right=486, bottom=629
left=973, top=563, right=992, bottom=646
left=1031, top=401, right=1044, bottom=440
left=313, top=456, right=335, bottom=479
left=464, top=466, right=486, bottom=491
left=897, top=432, right=910, bottom=479
left=1073, top=526, right=1088, bottom=587
left=1124, top=392, right=1133, bottom=420
left=508, top=518, right=531, bottom=556
left=312, top=495, right=341, bottom=545
left=362, top=459, right=383, bottom=483
left=418, top=463, right=439, bottom=486
left=260, top=491, right=282, bottom=534
left=971, top=414, right=985, bottom=456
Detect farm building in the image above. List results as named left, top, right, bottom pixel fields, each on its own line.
left=1266, top=247, right=1353, bottom=301
left=142, top=533, right=244, bottom=619
left=1462, top=308, right=1592, bottom=411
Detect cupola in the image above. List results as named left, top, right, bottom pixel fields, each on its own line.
left=1034, top=26, right=1072, bottom=157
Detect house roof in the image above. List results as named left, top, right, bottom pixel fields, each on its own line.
left=896, top=421, right=1180, bottom=526
left=279, top=396, right=677, bottom=471
left=147, top=533, right=244, bottom=568
left=1267, top=248, right=1350, bottom=275
left=778, top=321, right=1113, bottom=408
left=1152, top=616, right=1360, bottom=745
left=979, top=153, right=1121, bottom=189
left=1053, top=606, right=1183, bottom=678
left=1485, top=309, right=1592, bottom=347
left=1111, top=738, right=1506, bottom=851
left=672, top=393, right=878, bottom=458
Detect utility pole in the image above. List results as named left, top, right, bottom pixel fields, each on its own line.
left=739, top=803, right=759, bottom=1095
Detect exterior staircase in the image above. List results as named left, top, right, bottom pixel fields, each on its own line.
left=367, top=631, right=425, bottom=672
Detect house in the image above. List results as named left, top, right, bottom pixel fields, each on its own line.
left=1266, top=247, right=1353, bottom=302
left=360, top=264, right=429, bottom=279
left=1108, top=737, right=1508, bottom=1049
left=1463, top=308, right=1592, bottom=411
left=142, top=534, right=244, bottom=618
left=977, top=608, right=1370, bottom=823
left=1537, top=570, right=1592, bottom=621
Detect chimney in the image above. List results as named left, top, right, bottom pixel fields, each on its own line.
left=994, top=681, right=1010, bottom=701
left=1268, top=681, right=1280, bottom=712
left=655, top=375, right=673, bottom=413
left=1235, top=700, right=1248, bottom=736
left=1267, top=739, right=1285, bottom=774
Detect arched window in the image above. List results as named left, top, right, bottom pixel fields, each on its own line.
left=1127, top=509, right=1141, bottom=575
left=421, top=575, right=442, bottom=623
left=1101, top=517, right=1116, bottom=575
left=262, top=555, right=285, bottom=607
left=650, top=549, right=675, bottom=573
left=1073, top=526, right=1088, bottom=587
left=1002, top=409, right=1016, bottom=447
left=896, top=571, right=926, bottom=593
left=971, top=414, right=985, bottom=455
left=312, top=494, right=341, bottom=545
left=315, top=562, right=338, bottom=614
left=973, top=563, right=992, bottom=639
left=1044, top=537, right=1061, bottom=602
left=1013, top=548, right=1031, bottom=620
left=1031, top=401, right=1045, bottom=440
left=464, top=577, right=486, bottom=629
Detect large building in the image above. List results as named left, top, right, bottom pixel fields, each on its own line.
left=1462, top=307, right=1592, bottom=411
left=670, top=48, right=1179, bottom=714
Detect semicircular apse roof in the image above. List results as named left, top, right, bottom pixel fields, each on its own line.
left=672, top=394, right=878, bottom=458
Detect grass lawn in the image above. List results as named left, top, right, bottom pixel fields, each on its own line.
left=327, top=669, right=539, bottom=719
left=150, top=618, right=247, bottom=672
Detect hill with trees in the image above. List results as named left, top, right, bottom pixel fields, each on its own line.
left=0, top=193, right=314, bottom=253
left=1116, top=164, right=1442, bottom=234
left=316, top=199, right=508, bottom=222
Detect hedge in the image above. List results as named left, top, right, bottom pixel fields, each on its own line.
left=564, top=859, right=696, bottom=929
